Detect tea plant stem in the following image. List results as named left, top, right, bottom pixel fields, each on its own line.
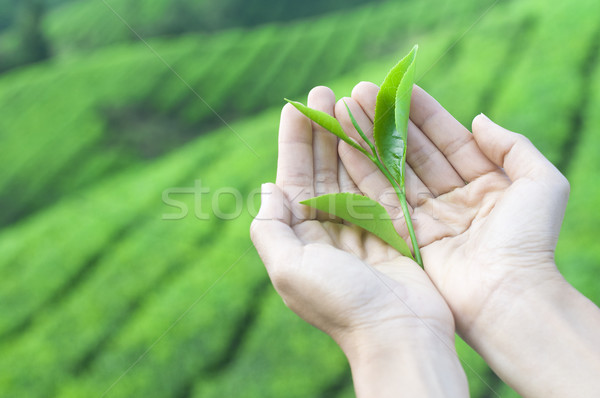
left=372, top=158, right=423, bottom=267
left=397, top=186, right=422, bottom=267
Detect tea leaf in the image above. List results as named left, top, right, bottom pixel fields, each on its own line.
left=285, top=99, right=367, bottom=155
left=394, top=49, right=417, bottom=186
left=300, top=193, right=414, bottom=259
left=373, top=45, right=418, bottom=184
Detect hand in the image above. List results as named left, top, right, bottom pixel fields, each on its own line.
left=338, top=82, right=600, bottom=397
left=336, top=81, right=568, bottom=335
left=251, top=86, right=468, bottom=397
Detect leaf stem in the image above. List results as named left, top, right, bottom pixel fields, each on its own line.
left=344, top=101, right=378, bottom=156
left=398, top=186, right=423, bottom=267
left=373, top=160, right=423, bottom=267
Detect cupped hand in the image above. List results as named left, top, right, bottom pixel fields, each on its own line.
left=336, top=82, right=569, bottom=339
left=250, top=86, right=456, bottom=350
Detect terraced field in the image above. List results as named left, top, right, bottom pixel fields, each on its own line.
left=1, top=0, right=599, bottom=396
left=0, top=0, right=481, bottom=227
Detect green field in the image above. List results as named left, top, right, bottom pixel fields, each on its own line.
left=1, top=0, right=599, bottom=396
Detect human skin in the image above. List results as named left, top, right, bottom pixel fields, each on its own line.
left=336, top=81, right=600, bottom=397
left=250, top=86, right=469, bottom=397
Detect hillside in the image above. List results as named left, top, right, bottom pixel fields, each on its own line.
left=0, top=0, right=487, bottom=227
left=0, top=0, right=384, bottom=70
left=1, top=0, right=599, bottom=397
left=40, top=0, right=387, bottom=53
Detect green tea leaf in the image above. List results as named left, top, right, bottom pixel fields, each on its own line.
left=394, top=49, right=417, bottom=186
left=373, top=45, right=418, bottom=184
left=285, top=99, right=368, bottom=155
left=300, top=193, right=414, bottom=259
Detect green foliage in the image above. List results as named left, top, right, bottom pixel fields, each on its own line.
left=41, top=0, right=383, bottom=54
left=0, top=1, right=51, bottom=71
left=556, top=54, right=600, bottom=301
left=375, top=45, right=417, bottom=186
left=0, top=108, right=279, bottom=398
left=483, top=0, right=600, bottom=164
left=301, top=193, right=414, bottom=259
left=189, top=292, right=349, bottom=398
left=294, top=46, right=422, bottom=265
left=0, top=0, right=599, bottom=397
left=0, top=3, right=459, bottom=228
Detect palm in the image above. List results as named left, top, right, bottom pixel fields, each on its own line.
left=419, top=167, right=562, bottom=327
left=288, top=215, right=452, bottom=334
left=417, top=172, right=515, bottom=325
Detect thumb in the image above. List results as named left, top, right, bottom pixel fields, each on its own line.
left=250, top=183, right=301, bottom=271
left=472, top=113, right=562, bottom=183
left=472, top=114, right=570, bottom=251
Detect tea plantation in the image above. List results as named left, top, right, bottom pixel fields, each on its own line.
left=1, top=0, right=599, bottom=396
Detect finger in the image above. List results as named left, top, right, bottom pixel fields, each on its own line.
left=338, top=140, right=395, bottom=205
left=337, top=159, right=361, bottom=227
left=410, top=85, right=498, bottom=182
left=472, top=114, right=570, bottom=239
left=276, top=102, right=314, bottom=221
left=351, top=81, right=379, bottom=122
left=336, top=97, right=388, bottom=206
left=294, top=220, right=336, bottom=245
left=251, top=183, right=303, bottom=273
left=367, top=163, right=431, bottom=210
left=333, top=222, right=367, bottom=257
left=335, top=96, right=374, bottom=152
left=405, top=163, right=434, bottom=208
left=338, top=158, right=361, bottom=195
left=406, top=119, right=464, bottom=196
left=472, top=114, right=568, bottom=184
left=308, top=86, right=339, bottom=196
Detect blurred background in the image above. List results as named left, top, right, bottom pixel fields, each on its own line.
left=1, top=0, right=599, bottom=396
